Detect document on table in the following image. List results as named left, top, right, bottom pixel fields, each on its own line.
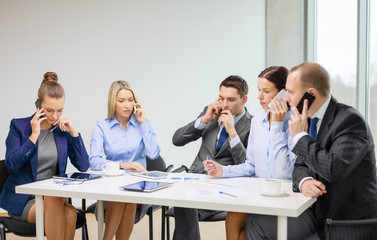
left=205, top=177, right=262, bottom=187
left=167, top=173, right=205, bottom=181
left=186, top=188, right=248, bottom=197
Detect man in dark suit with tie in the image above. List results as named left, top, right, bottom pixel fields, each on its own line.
left=172, top=75, right=252, bottom=240
left=245, top=62, right=377, bottom=240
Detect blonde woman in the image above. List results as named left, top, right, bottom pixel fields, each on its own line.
left=89, top=81, right=160, bottom=239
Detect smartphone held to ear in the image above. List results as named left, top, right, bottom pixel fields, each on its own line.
left=296, top=92, right=315, bottom=114
left=35, top=99, right=45, bottom=119
left=268, top=89, right=287, bottom=110
left=35, top=100, right=42, bottom=109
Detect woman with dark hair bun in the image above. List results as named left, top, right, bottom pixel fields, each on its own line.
left=203, top=66, right=296, bottom=240
left=0, top=72, right=89, bottom=240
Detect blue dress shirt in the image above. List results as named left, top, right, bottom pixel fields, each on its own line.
left=89, top=115, right=160, bottom=170
left=222, top=111, right=296, bottom=179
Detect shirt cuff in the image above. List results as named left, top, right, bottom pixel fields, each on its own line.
left=139, top=122, right=149, bottom=135
left=194, top=117, right=207, bottom=130
left=292, top=132, right=309, bottom=146
left=221, top=165, right=229, bottom=177
left=270, top=121, right=284, bottom=133
left=299, top=177, right=314, bottom=192
left=228, top=135, right=240, bottom=149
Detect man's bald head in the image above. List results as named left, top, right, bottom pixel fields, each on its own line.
left=290, top=62, right=330, bottom=97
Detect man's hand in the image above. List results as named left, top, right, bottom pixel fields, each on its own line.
left=203, top=159, right=223, bottom=177
left=301, top=179, right=327, bottom=198
left=288, top=99, right=309, bottom=137
left=201, top=98, right=221, bottom=124
left=218, top=110, right=237, bottom=139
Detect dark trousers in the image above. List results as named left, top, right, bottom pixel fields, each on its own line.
left=173, top=207, right=222, bottom=240
left=245, top=209, right=320, bottom=240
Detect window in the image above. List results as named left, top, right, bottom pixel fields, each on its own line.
left=370, top=0, right=377, bottom=144
left=316, top=0, right=357, bottom=107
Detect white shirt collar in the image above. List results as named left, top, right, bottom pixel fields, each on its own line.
left=311, top=96, right=331, bottom=120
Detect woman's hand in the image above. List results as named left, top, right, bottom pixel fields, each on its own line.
left=29, top=108, right=47, bottom=143
left=134, top=103, right=146, bottom=124
left=54, top=118, right=79, bottom=137
left=270, top=98, right=288, bottom=122
left=203, top=159, right=223, bottom=177
left=120, top=161, right=147, bottom=172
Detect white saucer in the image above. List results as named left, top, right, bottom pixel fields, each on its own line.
left=260, top=190, right=287, bottom=197
left=104, top=170, right=124, bottom=177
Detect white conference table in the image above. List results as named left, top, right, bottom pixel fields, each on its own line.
left=16, top=173, right=315, bottom=240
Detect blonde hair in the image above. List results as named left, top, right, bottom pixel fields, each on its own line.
left=38, top=72, right=65, bottom=102
left=107, top=81, right=138, bottom=119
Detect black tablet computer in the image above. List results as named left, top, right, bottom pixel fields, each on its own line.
left=120, top=181, right=172, bottom=192
left=54, top=172, right=102, bottom=181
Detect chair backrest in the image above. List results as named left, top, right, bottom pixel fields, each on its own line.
left=146, top=156, right=166, bottom=172
left=325, top=218, right=377, bottom=240
left=0, top=160, right=9, bottom=194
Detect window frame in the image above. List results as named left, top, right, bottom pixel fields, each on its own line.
left=305, top=0, right=371, bottom=121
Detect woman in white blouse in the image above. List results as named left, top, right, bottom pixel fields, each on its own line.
left=203, top=66, right=296, bottom=240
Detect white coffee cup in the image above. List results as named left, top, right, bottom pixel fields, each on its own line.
left=102, top=162, right=120, bottom=174
left=263, top=179, right=281, bottom=193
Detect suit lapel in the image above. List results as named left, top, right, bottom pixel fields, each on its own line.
left=54, top=129, right=67, bottom=175
left=207, top=116, right=221, bottom=156
left=25, top=121, right=39, bottom=181
left=316, top=97, right=337, bottom=144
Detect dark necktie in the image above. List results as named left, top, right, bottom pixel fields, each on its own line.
left=309, top=117, right=319, bottom=140
left=216, top=127, right=229, bottom=153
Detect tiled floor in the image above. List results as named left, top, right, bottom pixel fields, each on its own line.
left=4, top=209, right=226, bottom=239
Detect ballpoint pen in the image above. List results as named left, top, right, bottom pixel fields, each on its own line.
left=219, top=191, right=238, bottom=198
left=50, top=124, right=59, bottom=133
left=205, top=157, right=213, bottom=166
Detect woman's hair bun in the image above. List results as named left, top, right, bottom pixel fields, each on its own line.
left=43, top=72, right=58, bottom=83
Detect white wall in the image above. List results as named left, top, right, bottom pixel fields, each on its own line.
left=0, top=0, right=265, bottom=171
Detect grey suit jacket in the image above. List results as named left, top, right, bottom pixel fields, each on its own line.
left=172, top=106, right=252, bottom=174
left=292, top=97, right=377, bottom=238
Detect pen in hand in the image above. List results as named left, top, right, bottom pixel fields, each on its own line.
left=50, top=124, right=59, bottom=133
left=205, top=157, right=213, bottom=166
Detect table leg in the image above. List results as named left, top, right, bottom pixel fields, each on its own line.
left=35, top=195, right=44, bottom=240
left=97, top=200, right=104, bottom=240
left=277, top=216, right=287, bottom=240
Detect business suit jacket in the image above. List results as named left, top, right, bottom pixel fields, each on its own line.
left=0, top=115, right=89, bottom=215
left=172, top=106, right=252, bottom=174
left=292, top=97, right=377, bottom=238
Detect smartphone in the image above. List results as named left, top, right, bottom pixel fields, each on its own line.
left=35, top=99, right=42, bottom=109
left=296, top=92, right=316, bottom=114
left=268, top=89, right=287, bottom=110
left=35, top=99, right=45, bottom=119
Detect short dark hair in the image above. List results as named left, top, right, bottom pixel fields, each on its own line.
left=258, top=66, right=288, bottom=91
left=220, top=75, right=248, bottom=97
left=291, top=62, right=330, bottom=97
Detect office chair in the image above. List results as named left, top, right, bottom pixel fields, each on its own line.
left=324, top=217, right=377, bottom=240
left=0, top=159, right=88, bottom=240
left=85, top=155, right=173, bottom=240
left=161, top=164, right=227, bottom=240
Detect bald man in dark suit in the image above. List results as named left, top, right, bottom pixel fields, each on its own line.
left=245, top=62, right=377, bottom=240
